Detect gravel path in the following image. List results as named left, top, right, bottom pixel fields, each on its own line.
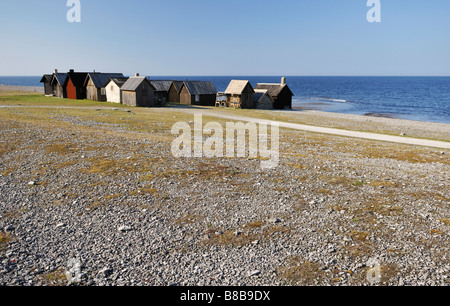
left=176, top=109, right=450, bottom=149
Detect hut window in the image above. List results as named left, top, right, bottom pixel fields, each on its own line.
left=101, top=88, right=106, bottom=95
left=111, top=85, right=114, bottom=91
left=195, top=95, right=200, bottom=102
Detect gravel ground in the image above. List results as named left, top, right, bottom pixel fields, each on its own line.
left=0, top=97, right=449, bottom=286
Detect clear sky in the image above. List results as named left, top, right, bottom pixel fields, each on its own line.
left=0, top=0, right=449, bottom=76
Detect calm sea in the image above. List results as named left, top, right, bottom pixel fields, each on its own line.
left=1, top=76, right=449, bottom=124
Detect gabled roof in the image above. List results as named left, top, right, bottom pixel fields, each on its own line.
left=65, top=72, right=89, bottom=87
left=107, top=77, right=129, bottom=88
left=254, top=89, right=274, bottom=103
left=169, top=81, right=185, bottom=93
left=254, top=83, right=294, bottom=97
left=85, top=73, right=125, bottom=88
left=40, top=75, right=52, bottom=83
left=150, top=80, right=173, bottom=92
left=182, top=81, right=217, bottom=95
left=224, top=80, right=254, bottom=95
left=51, top=73, right=67, bottom=86
left=121, top=76, right=155, bottom=92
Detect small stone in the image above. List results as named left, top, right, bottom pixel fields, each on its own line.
left=4, top=225, right=14, bottom=232
left=247, top=270, right=261, bottom=277
left=98, top=267, right=113, bottom=278
left=56, top=223, right=65, bottom=228
left=118, top=225, right=133, bottom=232
left=269, top=218, right=281, bottom=224
left=28, top=181, right=37, bottom=186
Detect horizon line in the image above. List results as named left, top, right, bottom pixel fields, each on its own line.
left=1, top=75, right=450, bottom=78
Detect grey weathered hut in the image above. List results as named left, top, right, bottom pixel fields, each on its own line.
left=121, top=74, right=156, bottom=107
left=150, top=80, right=173, bottom=106
left=84, top=72, right=124, bottom=101
left=51, top=72, right=68, bottom=98
left=253, top=89, right=274, bottom=110
left=254, top=77, right=294, bottom=109
left=167, top=81, right=185, bottom=103
left=221, top=80, right=255, bottom=109
left=40, top=75, right=53, bottom=96
left=179, top=81, right=218, bottom=106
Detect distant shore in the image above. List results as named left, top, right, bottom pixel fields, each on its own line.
left=0, top=84, right=44, bottom=93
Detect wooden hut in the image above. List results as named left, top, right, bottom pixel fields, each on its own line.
left=64, top=70, right=88, bottom=100
left=121, top=74, right=156, bottom=107
left=254, top=89, right=274, bottom=110
left=105, top=77, right=129, bottom=103
left=167, top=81, right=184, bottom=103
left=150, top=80, right=173, bottom=106
left=84, top=72, right=124, bottom=101
left=254, top=77, right=294, bottom=109
left=49, top=70, right=68, bottom=98
left=221, top=80, right=255, bottom=109
left=179, top=81, right=217, bottom=106
left=40, top=75, right=53, bottom=96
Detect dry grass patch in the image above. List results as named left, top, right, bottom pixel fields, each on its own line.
left=173, top=214, right=203, bottom=226
left=0, top=168, right=16, bottom=176
left=129, top=185, right=159, bottom=197
left=357, top=146, right=449, bottom=165
left=35, top=268, right=68, bottom=286
left=278, top=257, right=327, bottom=286
left=45, top=143, right=79, bottom=155
left=439, top=219, right=450, bottom=226
left=0, top=232, right=14, bottom=255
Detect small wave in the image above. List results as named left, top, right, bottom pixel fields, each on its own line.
left=310, top=97, right=351, bottom=103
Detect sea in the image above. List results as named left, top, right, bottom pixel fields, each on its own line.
left=1, top=76, right=449, bottom=124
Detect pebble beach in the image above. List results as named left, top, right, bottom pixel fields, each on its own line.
left=0, top=86, right=449, bottom=286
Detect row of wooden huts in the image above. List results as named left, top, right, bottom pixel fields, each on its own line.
left=41, top=70, right=293, bottom=109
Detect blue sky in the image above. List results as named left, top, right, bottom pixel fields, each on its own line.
left=0, top=0, right=449, bottom=76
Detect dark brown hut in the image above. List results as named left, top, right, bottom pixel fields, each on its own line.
left=40, top=74, right=53, bottom=96
left=254, top=77, right=294, bottom=109
left=179, top=81, right=217, bottom=106
left=167, top=81, right=184, bottom=103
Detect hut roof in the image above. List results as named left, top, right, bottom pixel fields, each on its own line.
left=169, top=81, right=185, bottom=93
left=51, top=73, right=68, bottom=86
left=150, top=80, right=173, bottom=92
left=121, top=77, right=155, bottom=92
left=40, top=75, right=52, bottom=83
left=254, top=89, right=273, bottom=103
left=254, top=83, right=293, bottom=97
left=85, top=73, right=125, bottom=89
left=65, top=72, right=89, bottom=87
left=224, top=80, right=254, bottom=95
left=108, top=77, right=129, bottom=88
left=183, top=81, right=217, bottom=95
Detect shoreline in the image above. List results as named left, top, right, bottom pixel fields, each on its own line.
left=0, top=84, right=44, bottom=93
